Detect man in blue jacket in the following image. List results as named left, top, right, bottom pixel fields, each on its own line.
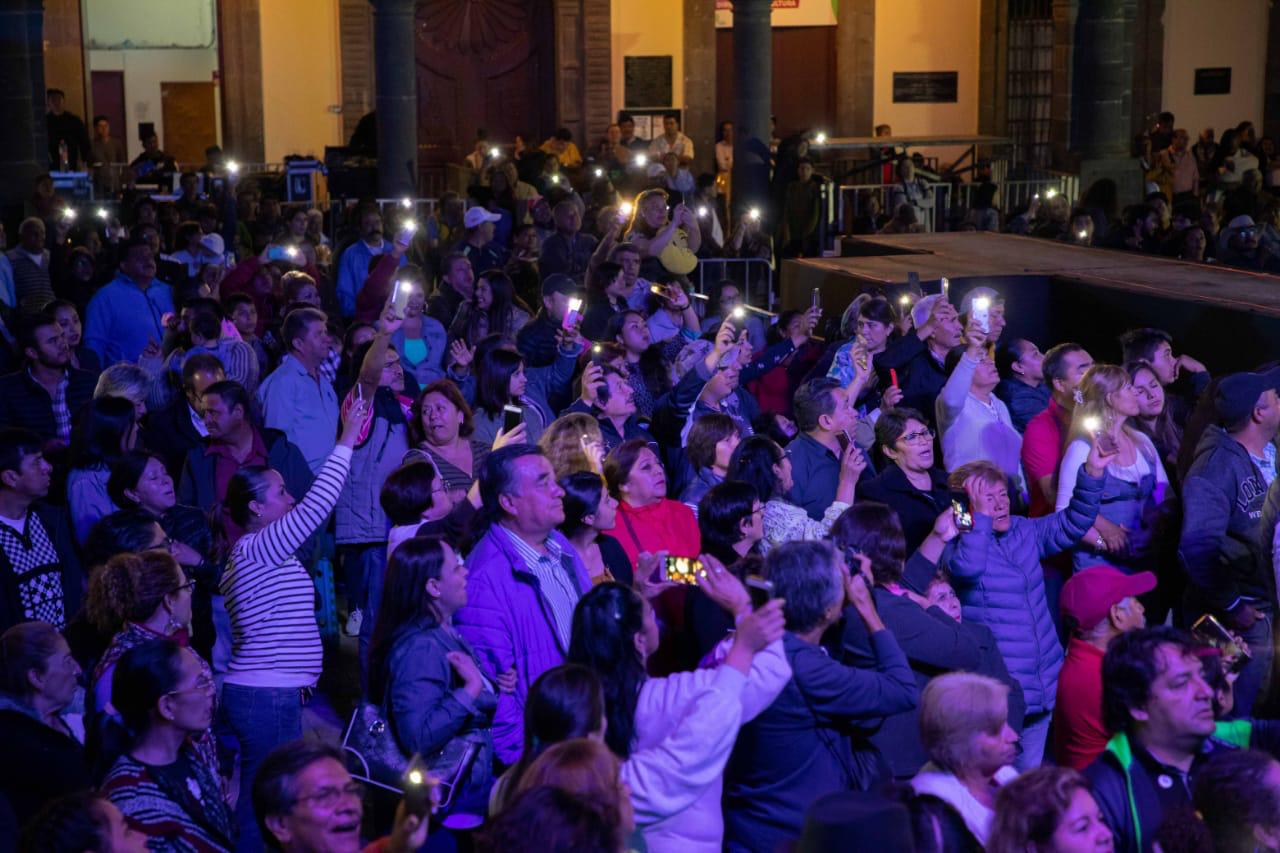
left=83, top=236, right=173, bottom=365
left=1178, top=367, right=1280, bottom=718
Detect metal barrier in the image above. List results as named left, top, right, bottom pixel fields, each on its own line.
left=695, top=257, right=775, bottom=311
left=835, top=174, right=1079, bottom=235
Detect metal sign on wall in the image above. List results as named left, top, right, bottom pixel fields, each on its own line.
left=714, top=0, right=839, bottom=28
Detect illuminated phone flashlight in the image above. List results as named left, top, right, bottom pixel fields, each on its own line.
left=650, top=284, right=664, bottom=295
left=814, top=131, right=828, bottom=145
left=697, top=205, right=709, bottom=218
left=635, top=154, right=648, bottom=167
left=1083, top=415, right=1101, bottom=435
left=399, top=280, right=412, bottom=295
left=592, top=344, right=602, bottom=354
left=284, top=245, right=299, bottom=259
left=732, top=306, right=746, bottom=320
left=748, top=207, right=761, bottom=221
left=400, top=197, right=413, bottom=210
left=972, top=296, right=990, bottom=312
left=550, top=174, right=561, bottom=185
left=619, top=201, right=634, bottom=218
left=1078, top=229, right=1088, bottom=240
left=401, top=219, right=418, bottom=234
left=226, top=160, right=240, bottom=175
left=593, top=167, right=604, bottom=178
left=62, top=207, right=76, bottom=222
left=489, top=146, right=500, bottom=159
left=567, top=297, right=582, bottom=314
left=898, top=294, right=912, bottom=306
left=407, top=769, right=423, bottom=786
left=95, top=207, right=109, bottom=220
left=1045, top=188, right=1058, bottom=199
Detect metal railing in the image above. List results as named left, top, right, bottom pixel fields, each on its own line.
left=834, top=174, right=1079, bottom=235
left=695, top=257, right=775, bottom=311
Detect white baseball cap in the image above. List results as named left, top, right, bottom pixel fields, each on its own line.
left=464, top=207, right=502, bottom=229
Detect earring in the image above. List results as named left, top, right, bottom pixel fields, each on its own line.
left=163, top=607, right=182, bottom=635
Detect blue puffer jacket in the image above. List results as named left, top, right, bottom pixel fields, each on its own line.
left=948, top=466, right=1103, bottom=714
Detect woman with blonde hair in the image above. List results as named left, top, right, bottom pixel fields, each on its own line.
left=911, top=672, right=1020, bottom=847
left=624, top=187, right=701, bottom=283
left=1055, top=363, right=1170, bottom=573
left=988, top=766, right=1113, bottom=853
left=539, top=413, right=605, bottom=479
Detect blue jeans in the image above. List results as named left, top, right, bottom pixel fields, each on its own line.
left=356, top=545, right=389, bottom=691
left=1016, top=710, right=1052, bottom=771
left=221, top=683, right=303, bottom=852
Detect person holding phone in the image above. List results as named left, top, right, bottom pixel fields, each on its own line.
left=1056, top=364, right=1171, bottom=577
left=947, top=433, right=1114, bottom=771
left=724, top=541, right=916, bottom=851
left=568, top=575, right=788, bottom=852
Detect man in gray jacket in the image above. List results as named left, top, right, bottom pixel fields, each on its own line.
left=1179, top=368, right=1280, bottom=718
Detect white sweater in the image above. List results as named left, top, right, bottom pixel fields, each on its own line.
left=936, top=354, right=1024, bottom=491
left=621, top=638, right=791, bottom=853
left=221, top=446, right=351, bottom=688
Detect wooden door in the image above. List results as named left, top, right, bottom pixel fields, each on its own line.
left=90, top=71, right=126, bottom=146
left=716, top=26, right=837, bottom=139
left=160, top=81, right=218, bottom=167
left=414, top=0, right=556, bottom=189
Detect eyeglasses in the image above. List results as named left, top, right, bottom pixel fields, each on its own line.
left=898, top=428, right=934, bottom=444
left=170, top=577, right=197, bottom=595
left=165, top=674, right=215, bottom=698
left=292, top=781, right=365, bottom=811
left=750, top=505, right=765, bottom=517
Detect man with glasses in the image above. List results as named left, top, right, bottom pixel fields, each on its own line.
left=254, top=740, right=428, bottom=853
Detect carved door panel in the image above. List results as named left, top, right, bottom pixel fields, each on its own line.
left=415, top=0, right=556, bottom=172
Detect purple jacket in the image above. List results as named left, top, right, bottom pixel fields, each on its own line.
left=454, top=524, right=591, bottom=764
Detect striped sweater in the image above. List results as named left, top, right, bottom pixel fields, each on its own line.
left=220, top=445, right=351, bottom=687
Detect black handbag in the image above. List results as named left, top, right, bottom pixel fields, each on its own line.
left=341, top=691, right=488, bottom=810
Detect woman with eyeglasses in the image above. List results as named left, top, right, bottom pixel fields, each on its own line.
left=108, top=451, right=216, bottom=663
left=857, top=407, right=952, bottom=552
left=100, top=638, right=235, bottom=852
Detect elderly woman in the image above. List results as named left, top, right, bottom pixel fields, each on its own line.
left=601, top=438, right=700, bottom=568
left=911, top=672, right=1021, bottom=847
left=988, top=766, right=1113, bottom=853
left=724, top=541, right=916, bottom=852
left=405, top=380, right=492, bottom=504
left=857, top=407, right=951, bottom=552
left=0, top=622, right=92, bottom=828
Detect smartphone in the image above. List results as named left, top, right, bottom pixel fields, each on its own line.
left=391, top=280, right=413, bottom=319
left=1192, top=613, right=1252, bottom=674
left=402, top=754, right=436, bottom=819
left=971, top=297, right=991, bottom=334
left=266, top=245, right=292, bottom=263
left=746, top=575, right=773, bottom=611
left=562, top=297, right=583, bottom=330
left=811, top=288, right=820, bottom=311
left=725, top=305, right=746, bottom=333
left=889, top=368, right=899, bottom=388
left=502, top=404, right=523, bottom=434
left=940, top=277, right=950, bottom=299
left=1083, top=415, right=1118, bottom=454
left=661, top=556, right=703, bottom=586
left=950, top=491, right=974, bottom=532
left=396, top=222, right=417, bottom=247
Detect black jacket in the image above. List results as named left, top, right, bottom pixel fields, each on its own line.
left=1085, top=721, right=1280, bottom=853
left=724, top=631, right=917, bottom=852
left=0, top=367, right=97, bottom=442
left=856, top=464, right=950, bottom=553
left=0, top=699, right=93, bottom=829
left=840, top=577, right=981, bottom=778
left=176, top=427, right=314, bottom=512
left=144, top=399, right=206, bottom=480
left=876, top=334, right=948, bottom=426
left=515, top=310, right=561, bottom=368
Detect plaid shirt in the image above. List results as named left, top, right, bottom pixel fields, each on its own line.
left=33, top=368, right=72, bottom=445
left=499, top=524, right=580, bottom=651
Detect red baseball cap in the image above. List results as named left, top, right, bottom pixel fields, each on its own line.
left=1060, top=565, right=1156, bottom=631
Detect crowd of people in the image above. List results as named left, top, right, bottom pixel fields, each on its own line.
left=2, top=97, right=1280, bottom=853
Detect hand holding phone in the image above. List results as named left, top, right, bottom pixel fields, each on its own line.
left=402, top=755, right=440, bottom=819
left=562, top=297, right=583, bottom=330
left=950, top=490, right=974, bottom=532
left=661, top=556, right=703, bottom=586
left=502, top=404, right=524, bottom=434
left=391, top=280, right=413, bottom=319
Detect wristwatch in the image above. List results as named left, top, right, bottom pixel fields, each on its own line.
left=1094, top=534, right=1106, bottom=550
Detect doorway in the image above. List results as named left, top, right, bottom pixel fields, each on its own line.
left=160, top=81, right=218, bottom=166
left=90, top=71, right=126, bottom=150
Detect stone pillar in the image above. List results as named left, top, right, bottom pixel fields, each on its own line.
left=731, top=0, right=772, bottom=216
left=373, top=0, right=418, bottom=198
left=1069, top=0, right=1142, bottom=205
left=0, top=0, right=46, bottom=212
left=1265, top=0, right=1280, bottom=142
left=834, top=0, right=875, bottom=138
left=683, top=0, right=717, bottom=175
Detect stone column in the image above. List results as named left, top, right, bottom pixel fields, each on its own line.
left=1069, top=0, right=1142, bottom=205
left=731, top=0, right=772, bottom=216
left=835, top=0, right=875, bottom=138
left=373, top=0, right=418, bottom=198
left=683, top=0, right=717, bottom=175
left=0, top=0, right=46, bottom=211
left=1265, top=0, right=1280, bottom=142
